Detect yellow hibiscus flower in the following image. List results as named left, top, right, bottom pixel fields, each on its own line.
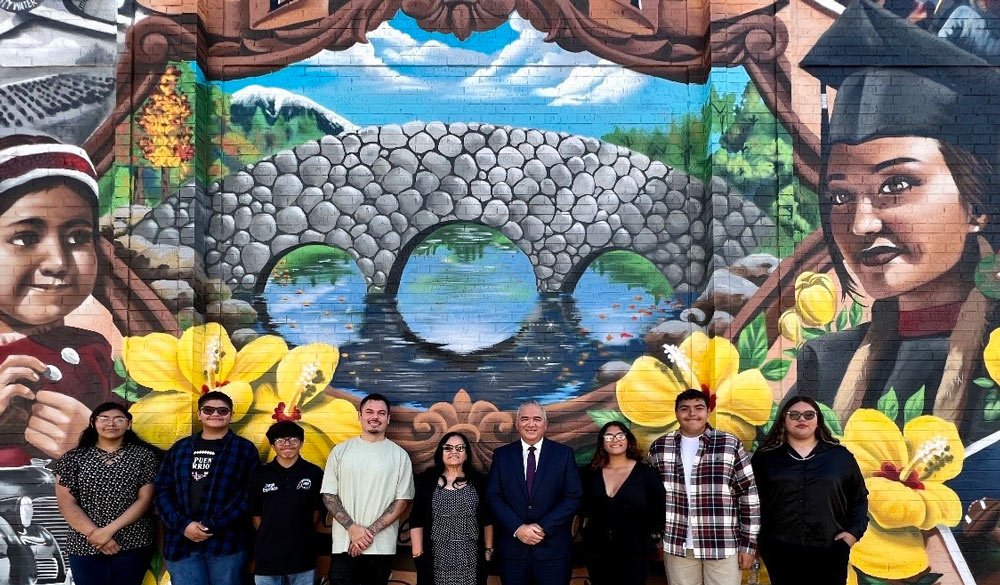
left=795, top=271, right=838, bottom=327
left=238, top=344, right=361, bottom=466
left=983, top=327, right=1000, bottom=385
left=842, top=409, right=963, bottom=531
left=123, top=323, right=289, bottom=449
left=849, top=524, right=929, bottom=581
left=615, top=331, right=774, bottom=445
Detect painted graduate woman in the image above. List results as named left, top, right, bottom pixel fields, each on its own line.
left=796, top=0, right=1000, bottom=442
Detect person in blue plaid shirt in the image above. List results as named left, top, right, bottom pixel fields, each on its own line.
left=647, top=388, right=760, bottom=585
left=154, top=391, right=260, bottom=585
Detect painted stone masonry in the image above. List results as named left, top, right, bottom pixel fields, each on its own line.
left=129, top=122, right=774, bottom=295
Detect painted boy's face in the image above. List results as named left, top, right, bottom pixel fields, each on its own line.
left=0, top=185, right=97, bottom=327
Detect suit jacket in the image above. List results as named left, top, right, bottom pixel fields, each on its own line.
left=486, top=439, right=582, bottom=561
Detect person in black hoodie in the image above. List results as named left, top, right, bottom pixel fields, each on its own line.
left=751, top=397, right=868, bottom=585
left=410, top=432, right=493, bottom=585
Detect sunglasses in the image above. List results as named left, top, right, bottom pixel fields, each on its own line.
left=200, top=406, right=232, bottom=416
left=787, top=411, right=817, bottom=421
left=442, top=444, right=466, bottom=453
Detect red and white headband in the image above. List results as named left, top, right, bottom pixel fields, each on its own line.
left=0, top=143, right=99, bottom=202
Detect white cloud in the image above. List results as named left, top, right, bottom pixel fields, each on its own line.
left=535, top=59, right=648, bottom=106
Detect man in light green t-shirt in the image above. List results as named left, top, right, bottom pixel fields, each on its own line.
left=321, top=393, right=415, bottom=585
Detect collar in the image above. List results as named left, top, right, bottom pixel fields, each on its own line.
left=897, top=301, right=963, bottom=338
left=269, top=456, right=302, bottom=471
left=521, top=438, right=544, bottom=452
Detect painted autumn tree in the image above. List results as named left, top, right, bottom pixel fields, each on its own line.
left=136, top=66, right=194, bottom=203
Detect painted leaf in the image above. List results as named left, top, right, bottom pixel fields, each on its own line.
left=986, top=389, right=1000, bottom=422
left=801, top=327, right=826, bottom=341
left=903, top=386, right=926, bottom=424
left=760, top=359, right=792, bottom=381
left=974, top=376, right=996, bottom=388
left=818, top=402, right=843, bottom=436
left=737, top=313, right=768, bottom=370
left=587, top=410, right=631, bottom=429
left=759, top=403, right=780, bottom=436
left=113, top=357, right=127, bottom=378
left=782, top=348, right=799, bottom=360
left=849, top=300, right=864, bottom=328
left=835, top=308, right=848, bottom=331
left=877, top=388, right=899, bottom=421
left=911, top=574, right=943, bottom=585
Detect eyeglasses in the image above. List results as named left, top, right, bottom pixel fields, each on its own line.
left=95, top=416, right=128, bottom=425
left=200, top=406, right=232, bottom=416
left=603, top=432, right=627, bottom=441
left=787, top=411, right=817, bottom=421
left=442, top=445, right=466, bottom=453
left=273, top=438, right=301, bottom=447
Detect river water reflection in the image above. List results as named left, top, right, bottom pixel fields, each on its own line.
left=254, top=226, right=678, bottom=409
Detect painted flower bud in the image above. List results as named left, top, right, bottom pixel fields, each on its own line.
left=794, top=272, right=837, bottom=327
left=778, top=309, right=803, bottom=344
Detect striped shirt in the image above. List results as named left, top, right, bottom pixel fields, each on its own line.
left=647, top=426, right=760, bottom=559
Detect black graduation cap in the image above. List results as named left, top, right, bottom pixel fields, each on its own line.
left=800, top=0, right=1000, bottom=164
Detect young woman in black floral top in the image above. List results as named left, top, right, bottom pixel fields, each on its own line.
left=54, top=401, right=161, bottom=585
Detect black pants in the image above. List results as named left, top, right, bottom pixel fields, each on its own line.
left=759, top=539, right=851, bottom=585
left=587, top=553, right=649, bottom=585
left=68, top=547, right=154, bottom=585
left=327, top=553, right=393, bottom=585
left=497, top=554, right=572, bottom=585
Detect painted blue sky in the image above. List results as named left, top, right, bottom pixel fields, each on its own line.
left=219, top=12, right=752, bottom=139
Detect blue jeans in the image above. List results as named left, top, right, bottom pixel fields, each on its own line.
left=254, top=570, right=315, bottom=585
left=166, top=550, right=245, bottom=585
left=69, top=547, right=153, bottom=585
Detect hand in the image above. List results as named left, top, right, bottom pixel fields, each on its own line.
left=515, top=525, right=544, bottom=546
left=99, top=538, right=120, bottom=555
left=412, top=544, right=423, bottom=559
left=834, top=532, right=858, bottom=548
left=738, top=551, right=755, bottom=570
left=484, top=548, right=494, bottom=562
left=25, top=391, right=92, bottom=458
left=655, top=541, right=664, bottom=562
left=0, top=355, right=43, bottom=410
left=183, top=522, right=212, bottom=542
left=87, top=526, right=115, bottom=548
left=347, top=524, right=374, bottom=556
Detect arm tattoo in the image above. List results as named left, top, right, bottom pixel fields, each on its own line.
left=368, top=499, right=403, bottom=535
left=323, top=494, right=355, bottom=529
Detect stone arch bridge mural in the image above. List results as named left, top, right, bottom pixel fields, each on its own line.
left=132, top=122, right=773, bottom=296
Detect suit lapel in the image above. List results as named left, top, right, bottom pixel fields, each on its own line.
left=530, top=441, right=552, bottom=501
left=511, top=443, right=529, bottom=501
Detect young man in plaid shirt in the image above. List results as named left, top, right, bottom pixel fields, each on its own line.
left=155, top=391, right=260, bottom=585
left=647, top=388, right=760, bottom=585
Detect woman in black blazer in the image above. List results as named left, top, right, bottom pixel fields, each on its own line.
left=410, top=432, right=493, bottom=585
left=582, top=421, right=666, bottom=585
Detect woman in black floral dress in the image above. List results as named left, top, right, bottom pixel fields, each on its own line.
left=53, top=402, right=161, bottom=585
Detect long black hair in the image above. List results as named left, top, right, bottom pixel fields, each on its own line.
left=431, top=431, right=476, bottom=486
left=758, top=396, right=839, bottom=451
left=75, top=402, right=160, bottom=455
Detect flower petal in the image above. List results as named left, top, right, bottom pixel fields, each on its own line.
left=297, top=421, right=338, bottom=467
left=178, top=323, right=237, bottom=390
left=841, top=409, right=907, bottom=476
left=122, top=333, right=193, bottom=393
left=680, top=332, right=740, bottom=391
left=865, top=476, right=926, bottom=529
left=715, top=369, right=774, bottom=426
left=302, top=396, right=362, bottom=445
left=985, top=327, right=1000, bottom=385
left=235, top=413, right=277, bottom=459
left=276, top=344, right=340, bottom=406
left=130, top=390, right=197, bottom=450
left=228, top=335, right=289, bottom=384
left=711, top=410, right=757, bottom=446
left=850, top=524, right=927, bottom=580
left=902, top=415, right=964, bottom=482
left=217, top=381, right=253, bottom=423
left=616, top=356, right=684, bottom=427
left=915, top=481, right=962, bottom=529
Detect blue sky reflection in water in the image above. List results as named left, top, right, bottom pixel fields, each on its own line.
left=256, top=227, right=677, bottom=409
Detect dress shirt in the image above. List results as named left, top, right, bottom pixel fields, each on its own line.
left=520, top=438, right=544, bottom=478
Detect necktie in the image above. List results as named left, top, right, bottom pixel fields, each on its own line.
left=526, top=445, right=536, bottom=497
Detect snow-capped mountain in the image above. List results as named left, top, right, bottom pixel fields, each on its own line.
left=230, top=85, right=357, bottom=136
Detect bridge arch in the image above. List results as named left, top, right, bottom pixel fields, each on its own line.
left=131, top=122, right=775, bottom=296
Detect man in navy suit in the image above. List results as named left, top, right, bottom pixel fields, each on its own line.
left=487, top=400, right=582, bottom=585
